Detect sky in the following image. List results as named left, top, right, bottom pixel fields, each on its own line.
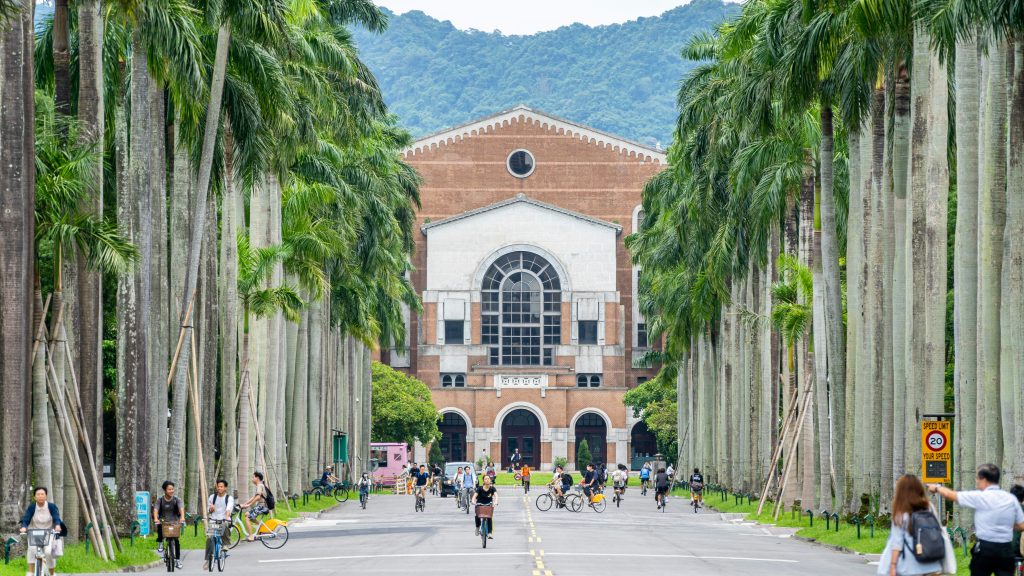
left=375, top=0, right=706, bottom=35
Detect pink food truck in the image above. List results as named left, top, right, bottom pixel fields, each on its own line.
left=370, top=442, right=409, bottom=486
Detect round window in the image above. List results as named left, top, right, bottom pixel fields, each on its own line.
left=507, top=149, right=535, bottom=178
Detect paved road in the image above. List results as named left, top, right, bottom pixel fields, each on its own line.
left=138, top=487, right=875, bottom=575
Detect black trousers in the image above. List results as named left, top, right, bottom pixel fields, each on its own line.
left=970, top=540, right=1015, bottom=576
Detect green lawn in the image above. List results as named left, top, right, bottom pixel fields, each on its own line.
left=699, top=492, right=972, bottom=576
left=0, top=497, right=340, bottom=575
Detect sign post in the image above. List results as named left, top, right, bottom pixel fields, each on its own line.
left=921, top=420, right=952, bottom=483
left=135, top=491, right=151, bottom=537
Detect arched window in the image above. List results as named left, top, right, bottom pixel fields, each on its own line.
left=482, top=251, right=561, bottom=366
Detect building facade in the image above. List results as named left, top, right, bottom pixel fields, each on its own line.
left=387, top=106, right=662, bottom=470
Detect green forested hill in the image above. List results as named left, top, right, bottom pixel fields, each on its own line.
left=352, top=0, right=739, bottom=147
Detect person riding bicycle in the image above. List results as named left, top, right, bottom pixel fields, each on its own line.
left=597, top=463, right=609, bottom=491
left=612, top=465, right=628, bottom=498
left=204, top=479, right=234, bottom=570
left=472, top=475, right=498, bottom=539
left=240, top=471, right=270, bottom=542
left=666, top=463, right=675, bottom=482
left=654, top=468, right=670, bottom=509
left=689, top=468, right=705, bottom=506
left=639, top=462, right=652, bottom=494
left=582, top=463, right=598, bottom=501
left=154, top=480, right=185, bottom=568
left=414, top=464, right=430, bottom=500
left=358, top=472, right=371, bottom=503
left=521, top=463, right=532, bottom=494
left=461, top=465, right=477, bottom=505
left=320, top=465, right=338, bottom=490
left=19, top=486, right=62, bottom=576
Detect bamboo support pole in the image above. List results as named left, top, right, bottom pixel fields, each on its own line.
left=243, top=379, right=291, bottom=511
left=165, top=292, right=197, bottom=390
left=29, top=295, right=52, bottom=362
left=756, top=384, right=801, bottom=515
left=772, top=387, right=815, bottom=521
left=188, top=331, right=210, bottom=522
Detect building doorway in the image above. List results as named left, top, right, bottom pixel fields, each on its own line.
left=574, top=412, right=607, bottom=467
left=438, top=412, right=467, bottom=462
left=630, top=420, right=658, bottom=470
left=500, top=409, right=540, bottom=468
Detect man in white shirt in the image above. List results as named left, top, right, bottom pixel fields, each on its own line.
left=204, top=479, right=234, bottom=570
left=930, top=463, right=1024, bottom=576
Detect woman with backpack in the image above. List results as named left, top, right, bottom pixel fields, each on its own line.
left=879, top=474, right=953, bottom=576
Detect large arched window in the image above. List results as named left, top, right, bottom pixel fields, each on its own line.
left=481, top=251, right=561, bottom=366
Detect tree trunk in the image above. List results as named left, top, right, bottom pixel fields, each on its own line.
left=219, top=123, right=240, bottom=494
left=976, top=40, right=1008, bottom=467
left=32, top=287, right=53, bottom=497
left=844, top=129, right=861, bottom=511
left=1002, top=40, right=1024, bottom=482
left=891, top=63, right=911, bottom=482
left=879, top=82, right=896, bottom=505
left=115, top=30, right=154, bottom=521
left=52, top=0, right=71, bottom=118
left=953, top=34, right=980, bottom=499
left=798, top=159, right=815, bottom=508
left=149, top=85, right=170, bottom=486
left=75, top=0, right=106, bottom=484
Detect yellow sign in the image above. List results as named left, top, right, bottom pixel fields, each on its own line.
left=921, top=420, right=952, bottom=483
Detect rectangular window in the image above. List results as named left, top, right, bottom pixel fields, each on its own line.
left=444, top=320, right=464, bottom=343
left=637, top=323, right=648, bottom=349
left=578, top=320, right=598, bottom=345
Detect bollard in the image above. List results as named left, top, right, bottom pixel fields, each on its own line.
left=4, top=537, right=17, bottom=564
left=85, top=523, right=93, bottom=553
left=831, top=513, right=840, bottom=532
left=130, top=521, right=140, bottom=546
left=806, top=509, right=814, bottom=527
left=822, top=510, right=831, bottom=531
left=853, top=516, right=862, bottom=539
left=865, top=514, right=875, bottom=538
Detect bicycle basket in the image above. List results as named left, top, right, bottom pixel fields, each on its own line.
left=27, top=529, right=52, bottom=548
left=475, top=505, right=494, bottom=519
left=205, top=520, right=228, bottom=537
left=161, top=523, right=181, bottom=538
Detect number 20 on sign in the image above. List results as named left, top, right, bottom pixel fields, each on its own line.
left=921, top=421, right=952, bottom=483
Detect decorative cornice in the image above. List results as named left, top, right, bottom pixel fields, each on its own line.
left=403, top=104, right=666, bottom=164
left=421, top=193, right=623, bottom=235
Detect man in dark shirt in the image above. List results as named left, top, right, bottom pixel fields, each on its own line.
left=582, top=464, right=597, bottom=499
left=654, top=468, right=670, bottom=509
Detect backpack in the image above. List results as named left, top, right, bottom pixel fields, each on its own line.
left=263, top=485, right=276, bottom=511
left=904, top=509, right=945, bottom=563
left=640, top=468, right=650, bottom=480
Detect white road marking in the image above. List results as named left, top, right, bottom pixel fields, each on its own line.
left=540, top=552, right=799, bottom=563
left=258, top=551, right=534, bottom=563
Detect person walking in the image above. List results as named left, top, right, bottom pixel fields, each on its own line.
left=930, top=464, right=1024, bottom=576
left=19, top=487, right=62, bottom=576
left=510, top=448, right=522, bottom=474
left=878, top=475, right=946, bottom=576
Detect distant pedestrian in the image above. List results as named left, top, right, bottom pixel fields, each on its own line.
left=930, top=464, right=1024, bottom=576
left=521, top=464, right=531, bottom=493
left=1009, top=485, right=1024, bottom=560
left=878, top=475, right=948, bottom=576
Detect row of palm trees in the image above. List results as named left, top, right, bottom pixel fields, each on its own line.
left=629, top=0, right=1024, bottom=515
left=0, top=0, right=420, bottom=540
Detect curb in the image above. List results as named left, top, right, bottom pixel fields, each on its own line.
left=792, top=534, right=865, bottom=556
left=119, top=559, right=163, bottom=572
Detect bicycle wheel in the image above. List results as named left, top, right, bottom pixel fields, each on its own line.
left=480, top=518, right=488, bottom=549
left=260, top=523, right=289, bottom=549
left=591, top=498, right=606, bottom=513
left=206, top=537, right=215, bottom=572
left=567, top=494, right=583, bottom=512
left=224, top=523, right=242, bottom=550
left=334, top=486, right=350, bottom=502
left=535, top=493, right=552, bottom=512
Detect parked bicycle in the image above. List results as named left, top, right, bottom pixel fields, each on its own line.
left=224, top=505, right=288, bottom=550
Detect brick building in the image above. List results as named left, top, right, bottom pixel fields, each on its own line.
left=386, top=105, right=662, bottom=471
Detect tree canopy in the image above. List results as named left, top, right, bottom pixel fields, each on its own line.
left=370, top=361, right=440, bottom=448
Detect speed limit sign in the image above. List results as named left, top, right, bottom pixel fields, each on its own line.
left=921, top=421, right=952, bottom=483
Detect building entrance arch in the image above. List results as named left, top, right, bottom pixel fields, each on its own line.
left=574, top=412, right=608, bottom=467
left=438, top=412, right=468, bottom=462
left=500, top=409, right=540, bottom=469
left=630, top=420, right=657, bottom=470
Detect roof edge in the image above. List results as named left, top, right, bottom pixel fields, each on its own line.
left=421, top=194, right=623, bottom=235
left=403, top=105, right=666, bottom=164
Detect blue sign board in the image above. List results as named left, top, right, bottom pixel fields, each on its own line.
left=135, top=491, right=150, bottom=536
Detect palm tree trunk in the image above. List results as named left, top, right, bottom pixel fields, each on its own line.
left=32, top=286, right=53, bottom=497
left=891, top=63, right=911, bottom=481
left=844, top=127, right=862, bottom=511
left=237, top=319, right=251, bottom=498
left=168, top=24, right=232, bottom=483
left=52, top=0, right=71, bottom=117
left=289, top=307, right=310, bottom=493
left=879, top=82, right=896, bottom=504
left=115, top=30, right=154, bottom=520
left=149, top=85, right=170, bottom=485
left=976, top=40, right=1008, bottom=467
left=953, top=34, right=980, bottom=498
left=307, top=298, right=324, bottom=475
left=1001, top=40, right=1024, bottom=482
left=798, top=157, right=815, bottom=508
left=219, top=123, right=240, bottom=493
left=75, top=0, right=106, bottom=482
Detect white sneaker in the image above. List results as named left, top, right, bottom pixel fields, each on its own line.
left=157, top=544, right=164, bottom=555
left=175, top=560, right=182, bottom=569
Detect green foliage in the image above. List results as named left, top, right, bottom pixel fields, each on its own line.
left=553, top=456, right=568, bottom=470
left=370, top=361, right=439, bottom=447
left=623, top=372, right=678, bottom=455
left=350, top=0, right=739, bottom=146
left=575, top=438, right=592, bottom=471
left=771, top=254, right=814, bottom=346
left=428, top=441, right=443, bottom=465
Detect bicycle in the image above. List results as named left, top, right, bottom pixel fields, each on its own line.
left=690, top=489, right=703, bottom=513
left=22, top=529, right=56, bottom=576
left=414, top=487, right=426, bottom=512
left=613, top=484, right=625, bottom=507
left=359, top=486, right=369, bottom=509
left=224, top=506, right=289, bottom=550
left=535, top=486, right=565, bottom=512
left=476, top=504, right=493, bottom=548
left=656, top=489, right=668, bottom=512
left=205, top=519, right=229, bottom=572
left=459, top=487, right=472, bottom=514
left=156, top=522, right=182, bottom=572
